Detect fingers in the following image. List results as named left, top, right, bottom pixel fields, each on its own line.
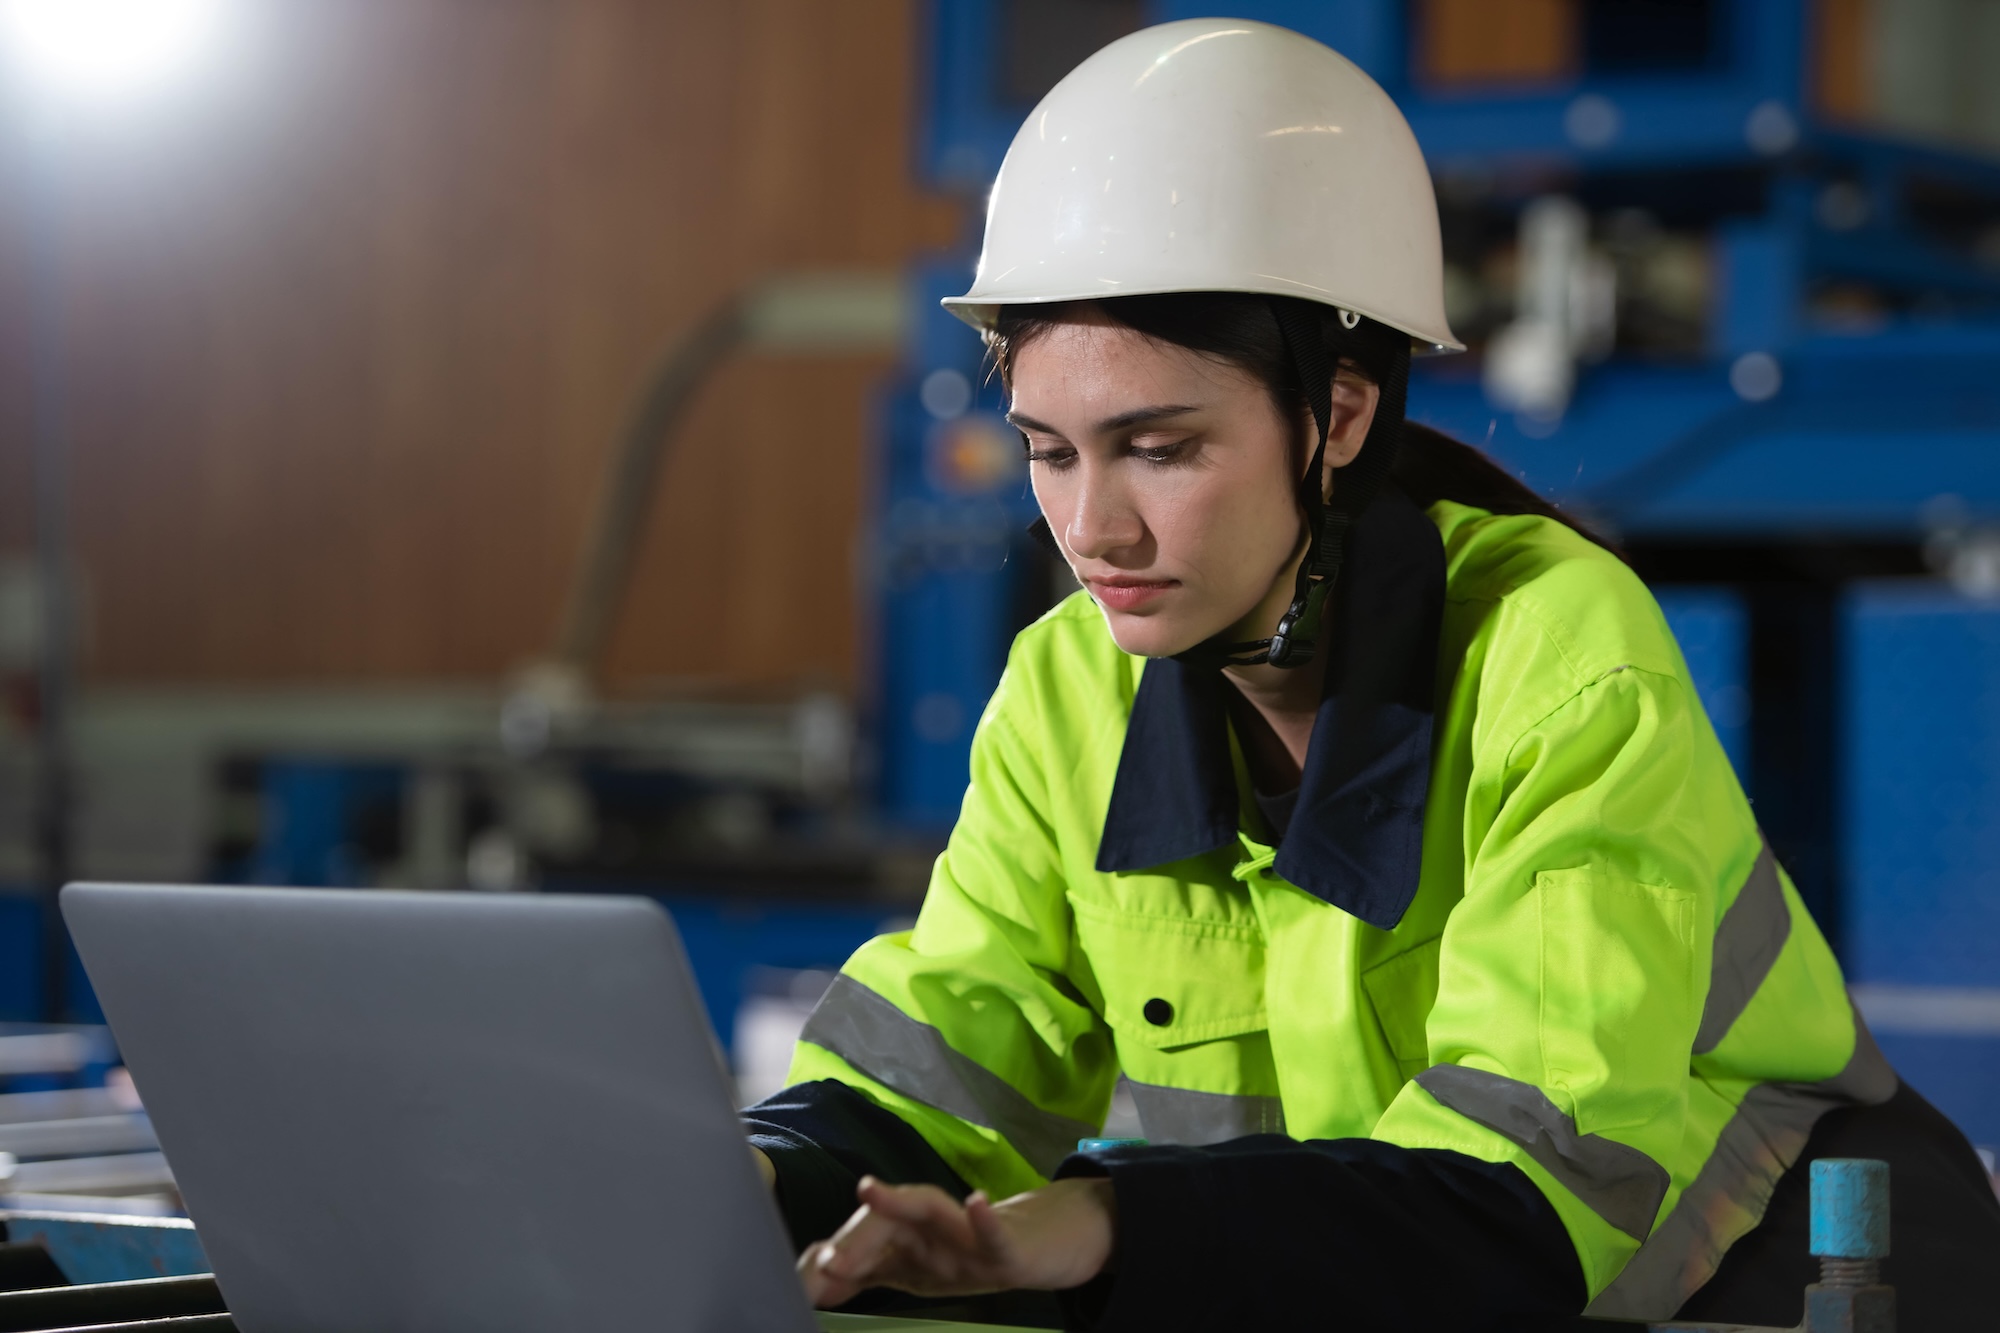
left=799, top=1238, right=866, bottom=1308
left=799, top=1178, right=935, bottom=1307
left=965, top=1190, right=1013, bottom=1253
left=801, top=1218, right=897, bottom=1310
left=797, top=1176, right=1122, bottom=1308
left=805, top=1184, right=905, bottom=1303
left=857, top=1178, right=981, bottom=1251
left=796, top=1178, right=1006, bottom=1308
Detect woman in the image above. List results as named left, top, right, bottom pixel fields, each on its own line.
left=745, top=20, right=2000, bottom=1330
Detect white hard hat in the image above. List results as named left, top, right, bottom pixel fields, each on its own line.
left=943, top=18, right=1462, bottom=354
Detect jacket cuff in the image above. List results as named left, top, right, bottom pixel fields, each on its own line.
left=746, top=1126, right=860, bottom=1254
left=1053, top=1146, right=1227, bottom=1333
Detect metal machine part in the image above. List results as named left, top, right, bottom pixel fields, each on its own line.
left=1483, top=194, right=1618, bottom=423
left=1648, top=1157, right=1894, bottom=1333
left=0, top=683, right=897, bottom=904
left=0, top=1030, right=167, bottom=1218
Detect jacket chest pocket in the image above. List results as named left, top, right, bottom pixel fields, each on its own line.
left=1071, top=900, right=1268, bottom=1049
left=1361, top=935, right=1442, bottom=1082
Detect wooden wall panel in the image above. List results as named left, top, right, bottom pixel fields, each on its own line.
left=1415, top=0, right=1577, bottom=88
left=1814, top=0, right=1871, bottom=122
left=0, top=0, right=961, bottom=695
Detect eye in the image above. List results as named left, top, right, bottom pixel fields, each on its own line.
left=1024, top=444, right=1077, bottom=470
left=1129, top=438, right=1194, bottom=467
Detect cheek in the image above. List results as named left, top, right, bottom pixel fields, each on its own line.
left=1156, top=469, right=1298, bottom=588
left=1028, top=473, right=1076, bottom=556
left=1028, top=470, right=1063, bottom=522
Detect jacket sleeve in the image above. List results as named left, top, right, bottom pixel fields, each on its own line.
left=1369, top=660, right=1724, bottom=1300
left=783, top=674, right=1120, bottom=1203
left=1053, top=1137, right=1584, bottom=1330
left=743, top=1078, right=970, bottom=1253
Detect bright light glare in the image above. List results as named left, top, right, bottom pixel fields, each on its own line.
left=1, top=0, right=228, bottom=105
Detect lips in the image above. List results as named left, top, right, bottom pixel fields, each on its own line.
left=1085, top=577, right=1177, bottom=612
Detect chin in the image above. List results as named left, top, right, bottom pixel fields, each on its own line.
left=1093, top=606, right=1207, bottom=660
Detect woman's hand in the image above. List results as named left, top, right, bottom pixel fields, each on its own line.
left=797, top=1175, right=1116, bottom=1308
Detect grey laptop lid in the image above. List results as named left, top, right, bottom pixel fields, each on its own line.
left=62, top=883, right=818, bottom=1333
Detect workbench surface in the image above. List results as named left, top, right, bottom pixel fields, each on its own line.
left=819, top=1314, right=1046, bottom=1332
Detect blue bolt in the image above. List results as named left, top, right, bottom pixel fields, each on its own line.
left=1811, top=1158, right=1890, bottom=1261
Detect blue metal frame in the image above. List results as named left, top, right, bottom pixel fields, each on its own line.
left=869, top=263, right=1043, bottom=827
left=1395, top=0, right=1806, bottom=168
left=1843, top=585, right=2000, bottom=1145
left=1655, top=587, right=1751, bottom=777
left=0, top=1212, right=208, bottom=1283
left=924, top=1, right=1814, bottom=187
left=1413, top=326, right=2000, bottom=536
left=1843, top=586, right=2000, bottom=991
left=0, top=893, right=101, bottom=1024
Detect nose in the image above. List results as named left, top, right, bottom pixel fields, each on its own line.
left=1063, top=463, right=1145, bottom=562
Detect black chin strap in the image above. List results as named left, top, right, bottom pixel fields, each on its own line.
left=1174, top=301, right=1411, bottom=671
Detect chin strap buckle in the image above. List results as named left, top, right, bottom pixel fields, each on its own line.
left=1266, top=577, right=1334, bottom=669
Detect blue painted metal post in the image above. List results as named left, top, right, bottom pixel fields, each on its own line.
left=1805, top=1158, right=1894, bottom=1333
left=1713, top=220, right=1801, bottom=361
left=873, top=263, right=1039, bottom=829
left=1655, top=587, right=1752, bottom=781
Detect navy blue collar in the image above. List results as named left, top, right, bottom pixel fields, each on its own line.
left=1094, top=483, right=1446, bottom=930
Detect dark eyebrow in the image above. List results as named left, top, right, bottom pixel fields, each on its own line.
left=1004, top=404, right=1201, bottom=435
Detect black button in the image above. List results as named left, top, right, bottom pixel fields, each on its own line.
left=1143, top=997, right=1174, bottom=1027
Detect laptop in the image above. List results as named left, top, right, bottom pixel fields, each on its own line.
left=61, top=883, right=1011, bottom=1333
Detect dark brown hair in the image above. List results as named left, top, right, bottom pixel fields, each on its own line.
left=988, top=292, right=1616, bottom=553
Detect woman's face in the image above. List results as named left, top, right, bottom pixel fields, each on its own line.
left=1008, top=309, right=1308, bottom=659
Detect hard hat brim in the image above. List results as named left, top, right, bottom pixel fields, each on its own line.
left=941, top=287, right=1465, bottom=357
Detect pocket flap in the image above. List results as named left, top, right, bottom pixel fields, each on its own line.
left=1071, top=900, right=1267, bottom=1049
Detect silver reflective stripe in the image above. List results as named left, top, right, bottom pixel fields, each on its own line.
left=1127, top=1081, right=1285, bottom=1145
left=1694, top=840, right=1790, bottom=1055
left=1585, top=1004, right=1897, bottom=1321
left=798, top=974, right=1096, bottom=1177
left=1415, top=1064, right=1670, bottom=1242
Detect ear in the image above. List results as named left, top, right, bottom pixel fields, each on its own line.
left=1317, top=367, right=1380, bottom=501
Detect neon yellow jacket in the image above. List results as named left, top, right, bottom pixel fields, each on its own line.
left=788, top=500, right=1891, bottom=1319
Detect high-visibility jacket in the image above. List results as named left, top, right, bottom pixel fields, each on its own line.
left=787, top=499, right=1892, bottom=1319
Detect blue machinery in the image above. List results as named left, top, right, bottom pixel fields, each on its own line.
left=876, top=1, right=2000, bottom=1141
